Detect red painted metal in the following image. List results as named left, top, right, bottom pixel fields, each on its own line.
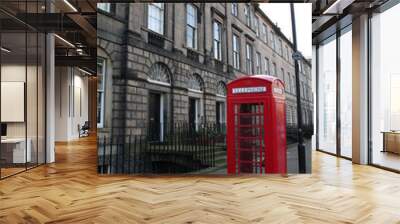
left=227, top=75, right=287, bottom=174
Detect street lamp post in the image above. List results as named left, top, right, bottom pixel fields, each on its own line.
left=290, top=3, right=306, bottom=173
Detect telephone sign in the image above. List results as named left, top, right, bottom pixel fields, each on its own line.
left=232, top=86, right=266, bottom=94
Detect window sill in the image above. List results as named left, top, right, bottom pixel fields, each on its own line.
left=147, top=79, right=171, bottom=87
left=184, top=46, right=202, bottom=55
left=98, top=9, right=112, bottom=14
left=185, top=47, right=203, bottom=63
left=232, top=67, right=241, bottom=71
left=141, top=27, right=173, bottom=44
left=213, top=59, right=225, bottom=71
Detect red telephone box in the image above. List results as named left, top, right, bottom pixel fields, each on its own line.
left=226, top=75, right=286, bottom=174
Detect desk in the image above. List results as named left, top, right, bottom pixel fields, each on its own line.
left=1, top=138, right=31, bottom=163
left=382, top=131, right=400, bottom=154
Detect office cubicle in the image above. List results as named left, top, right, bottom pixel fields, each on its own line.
left=0, top=1, right=46, bottom=179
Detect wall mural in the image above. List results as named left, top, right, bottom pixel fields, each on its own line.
left=97, top=3, right=314, bottom=175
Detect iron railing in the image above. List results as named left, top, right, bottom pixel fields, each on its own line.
left=98, top=121, right=312, bottom=174
left=286, top=123, right=314, bottom=143
left=148, top=32, right=165, bottom=48
left=98, top=122, right=225, bottom=174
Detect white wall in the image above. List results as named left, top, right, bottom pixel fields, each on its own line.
left=54, top=67, right=89, bottom=141
left=55, top=67, right=69, bottom=141
left=1, top=65, right=26, bottom=141
left=1, top=66, right=26, bottom=140
left=71, top=72, right=89, bottom=138
left=1, top=63, right=46, bottom=164
left=1, top=65, right=38, bottom=138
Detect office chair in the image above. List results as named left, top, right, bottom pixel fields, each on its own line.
left=79, top=121, right=90, bottom=138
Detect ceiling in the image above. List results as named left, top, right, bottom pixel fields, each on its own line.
left=311, top=0, right=389, bottom=43
left=0, top=0, right=99, bottom=73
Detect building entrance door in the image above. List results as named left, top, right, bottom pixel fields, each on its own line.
left=216, top=102, right=221, bottom=126
left=216, top=101, right=226, bottom=131
left=189, top=98, right=197, bottom=130
left=149, top=93, right=161, bottom=141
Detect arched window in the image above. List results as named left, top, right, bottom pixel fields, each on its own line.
left=187, top=73, right=204, bottom=131
left=148, top=63, right=171, bottom=85
left=216, top=81, right=227, bottom=96
left=187, top=73, right=204, bottom=92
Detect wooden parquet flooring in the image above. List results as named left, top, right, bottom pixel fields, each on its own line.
left=1, top=167, right=26, bottom=178
left=1, top=136, right=400, bottom=223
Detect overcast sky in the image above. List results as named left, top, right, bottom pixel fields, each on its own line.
left=259, top=3, right=312, bottom=59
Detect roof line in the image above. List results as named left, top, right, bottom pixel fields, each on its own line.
left=254, top=3, right=311, bottom=66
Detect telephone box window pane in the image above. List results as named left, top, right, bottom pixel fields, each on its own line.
left=239, top=127, right=261, bottom=137
left=234, top=103, right=265, bottom=174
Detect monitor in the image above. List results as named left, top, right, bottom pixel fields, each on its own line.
left=1, top=123, right=7, bottom=137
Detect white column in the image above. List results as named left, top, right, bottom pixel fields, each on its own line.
left=352, top=14, right=369, bottom=164
left=46, top=32, right=55, bottom=163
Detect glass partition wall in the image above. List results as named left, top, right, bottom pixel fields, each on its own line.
left=316, top=0, right=400, bottom=172
left=0, top=2, right=46, bottom=179
left=339, top=26, right=352, bottom=159
left=370, top=3, right=400, bottom=171
left=317, top=35, right=337, bottom=155
left=316, top=25, right=352, bottom=159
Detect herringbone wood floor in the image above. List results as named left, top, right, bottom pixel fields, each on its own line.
left=1, top=136, right=400, bottom=224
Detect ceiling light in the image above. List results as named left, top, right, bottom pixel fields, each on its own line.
left=78, top=67, right=93, bottom=76
left=63, top=0, right=78, bottom=12
left=1, top=47, right=11, bottom=53
left=76, top=49, right=85, bottom=55
left=323, top=0, right=341, bottom=14
left=322, top=0, right=355, bottom=15
left=54, top=34, right=75, bottom=48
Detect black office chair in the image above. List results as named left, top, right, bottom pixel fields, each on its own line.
left=79, top=121, right=90, bottom=138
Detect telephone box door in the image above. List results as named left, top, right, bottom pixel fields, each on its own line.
left=230, top=100, right=267, bottom=174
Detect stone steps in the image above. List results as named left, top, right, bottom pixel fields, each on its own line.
left=189, top=164, right=227, bottom=174
left=190, top=148, right=227, bottom=174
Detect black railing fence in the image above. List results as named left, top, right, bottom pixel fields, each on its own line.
left=286, top=123, right=314, bottom=143
left=98, top=121, right=312, bottom=174
left=98, top=122, right=226, bottom=174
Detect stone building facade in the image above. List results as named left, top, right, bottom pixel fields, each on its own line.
left=97, top=3, right=313, bottom=138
